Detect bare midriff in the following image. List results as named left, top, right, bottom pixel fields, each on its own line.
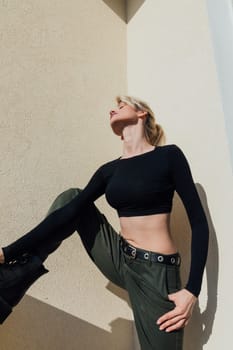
left=119, top=212, right=178, bottom=255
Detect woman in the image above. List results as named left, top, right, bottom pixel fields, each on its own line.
left=0, top=95, right=209, bottom=349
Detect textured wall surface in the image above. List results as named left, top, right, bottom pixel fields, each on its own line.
left=1, top=0, right=232, bottom=349
left=0, top=0, right=133, bottom=349
left=127, top=0, right=233, bottom=349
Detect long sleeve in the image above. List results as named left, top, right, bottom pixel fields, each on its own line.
left=3, top=165, right=107, bottom=263
left=169, top=145, right=209, bottom=297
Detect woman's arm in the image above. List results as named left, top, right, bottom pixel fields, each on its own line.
left=156, top=145, right=209, bottom=332
left=169, top=144, right=209, bottom=297
left=2, top=165, right=106, bottom=263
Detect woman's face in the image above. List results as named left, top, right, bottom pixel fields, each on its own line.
left=109, top=102, right=145, bottom=136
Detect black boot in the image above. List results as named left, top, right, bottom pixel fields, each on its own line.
left=0, top=254, right=49, bottom=324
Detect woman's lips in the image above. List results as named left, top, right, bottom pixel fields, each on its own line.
left=110, top=112, right=117, bottom=119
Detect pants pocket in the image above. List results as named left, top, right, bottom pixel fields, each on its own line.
left=165, top=265, right=182, bottom=295
left=123, top=258, right=175, bottom=310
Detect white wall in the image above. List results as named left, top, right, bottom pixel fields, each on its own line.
left=206, top=0, right=233, bottom=171
left=127, top=0, right=233, bottom=349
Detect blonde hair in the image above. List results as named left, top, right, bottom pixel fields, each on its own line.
left=115, top=95, right=166, bottom=146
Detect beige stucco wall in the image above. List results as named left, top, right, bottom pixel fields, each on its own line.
left=127, top=0, right=233, bottom=349
left=1, top=0, right=232, bottom=349
left=0, top=0, right=134, bottom=349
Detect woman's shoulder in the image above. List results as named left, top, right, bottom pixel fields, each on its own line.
left=98, top=157, right=119, bottom=177
left=159, top=143, right=182, bottom=151
left=159, top=144, right=189, bottom=166
left=101, top=156, right=120, bottom=168
left=158, top=143, right=185, bottom=157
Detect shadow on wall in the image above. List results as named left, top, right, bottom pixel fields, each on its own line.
left=0, top=293, right=133, bottom=350
left=172, top=183, right=218, bottom=350
left=102, top=0, right=146, bottom=23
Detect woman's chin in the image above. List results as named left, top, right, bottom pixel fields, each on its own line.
left=111, top=125, right=122, bottom=136
left=110, top=116, right=138, bottom=136
left=110, top=120, right=124, bottom=136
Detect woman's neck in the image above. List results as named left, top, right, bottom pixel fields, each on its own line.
left=121, top=136, right=154, bottom=158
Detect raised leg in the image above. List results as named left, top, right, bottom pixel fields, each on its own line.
left=30, top=188, right=125, bottom=288
left=0, top=188, right=124, bottom=324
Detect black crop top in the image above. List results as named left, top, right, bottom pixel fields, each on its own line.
left=3, top=144, right=209, bottom=297
left=105, top=147, right=174, bottom=216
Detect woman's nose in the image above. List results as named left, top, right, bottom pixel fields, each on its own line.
left=110, top=109, right=117, bottom=117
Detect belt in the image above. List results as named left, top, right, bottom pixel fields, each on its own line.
left=120, top=237, right=181, bottom=266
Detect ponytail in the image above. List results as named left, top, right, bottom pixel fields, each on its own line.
left=144, top=115, right=166, bottom=146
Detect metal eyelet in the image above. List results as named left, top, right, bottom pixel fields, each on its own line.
left=144, top=252, right=149, bottom=260
left=131, top=248, right=136, bottom=258
left=171, top=257, right=176, bottom=264
left=158, top=255, right=164, bottom=262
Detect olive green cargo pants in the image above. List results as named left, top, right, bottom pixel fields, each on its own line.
left=38, top=188, right=183, bottom=350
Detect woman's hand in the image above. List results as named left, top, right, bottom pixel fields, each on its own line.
left=156, top=288, right=197, bottom=332
left=0, top=248, right=5, bottom=264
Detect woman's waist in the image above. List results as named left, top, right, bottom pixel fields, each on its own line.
left=119, top=213, right=176, bottom=254
left=119, top=233, right=177, bottom=255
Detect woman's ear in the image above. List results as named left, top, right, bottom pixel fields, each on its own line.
left=137, top=110, right=148, bottom=119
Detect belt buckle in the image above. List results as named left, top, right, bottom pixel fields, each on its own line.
left=130, top=247, right=137, bottom=259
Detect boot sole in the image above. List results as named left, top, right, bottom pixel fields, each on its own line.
left=0, top=295, right=12, bottom=324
